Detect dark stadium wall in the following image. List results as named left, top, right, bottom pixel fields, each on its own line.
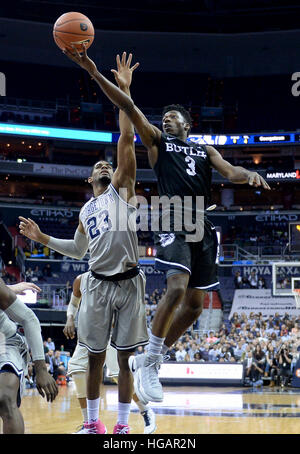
left=0, top=17, right=299, bottom=77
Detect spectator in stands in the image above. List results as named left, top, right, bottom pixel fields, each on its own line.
left=233, top=341, right=244, bottom=362
left=209, top=343, right=221, bottom=361
left=52, top=350, right=67, bottom=381
left=277, top=344, right=292, bottom=387
left=290, top=345, right=299, bottom=375
left=188, top=343, right=199, bottom=361
left=291, top=323, right=300, bottom=338
left=280, top=324, right=291, bottom=343
left=253, top=344, right=266, bottom=371
left=265, top=343, right=278, bottom=386
left=234, top=271, right=243, bottom=289
left=43, top=340, right=49, bottom=355
left=206, top=331, right=218, bottom=344
left=199, top=344, right=210, bottom=362
left=193, top=352, right=201, bottom=362
left=45, top=349, right=55, bottom=375
left=32, top=266, right=43, bottom=282
left=175, top=344, right=187, bottom=362
left=43, top=263, right=53, bottom=278
left=258, top=277, right=267, bottom=289
left=248, top=271, right=258, bottom=289
left=46, top=337, right=55, bottom=351
left=25, top=267, right=34, bottom=282
left=241, top=276, right=250, bottom=288
left=244, top=351, right=264, bottom=386
left=135, top=346, right=144, bottom=356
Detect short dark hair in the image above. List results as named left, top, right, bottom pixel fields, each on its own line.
left=162, top=104, right=193, bottom=131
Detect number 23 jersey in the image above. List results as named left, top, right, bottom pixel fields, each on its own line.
left=79, top=184, right=138, bottom=275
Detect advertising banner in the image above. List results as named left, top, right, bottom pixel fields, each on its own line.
left=229, top=289, right=300, bottom=318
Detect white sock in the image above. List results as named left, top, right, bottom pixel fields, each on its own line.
left=118, top=402, right=131, bottom=425
left=161, top=344, right=169, bottom=355
left=81, top=407, right=88, bottom=423
left=87, top=397, right=100, bottom=424
left=148, top=332, right=166, bottom=356
left=135, top=400, right=149, bottom=413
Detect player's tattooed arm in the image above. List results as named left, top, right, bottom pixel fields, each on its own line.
left=63, top=45, right=161, bottom=167
left=206, top=145, right=271, bottom=189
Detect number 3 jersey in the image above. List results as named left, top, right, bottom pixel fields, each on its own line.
left=153, top=133, right=212, bottom=232
left=79, top=184, right=139, bottom=275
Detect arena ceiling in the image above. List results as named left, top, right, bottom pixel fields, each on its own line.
left=2, top=0, right=300, bottom=33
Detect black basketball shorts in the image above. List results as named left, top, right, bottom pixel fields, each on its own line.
left=154, top=220, right=219, bottom=290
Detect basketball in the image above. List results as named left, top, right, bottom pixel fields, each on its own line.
left=53, top=12, right=94, bottom=52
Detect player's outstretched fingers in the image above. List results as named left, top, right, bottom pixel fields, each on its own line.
left=248, top=174, right=255, bottom=186
left=254, top=174, right=261, bottom=186
left=261, top=177, right=271, bottom=190
left=36, top=384, right=45, bottom=399
left=27, top=283, right=42, bottom=292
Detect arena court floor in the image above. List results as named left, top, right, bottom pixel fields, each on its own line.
left=15, top=383, right=300, bottom=434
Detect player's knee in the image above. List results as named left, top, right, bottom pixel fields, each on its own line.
left=166, top=284, right=186, bottom=307
left=88, top=351, right=106, bottom=368
left=186, top=297, right=204, bottom=314
left=117, top=352, right=131, bottom=371
left=185, top=290, right=205, bottom=313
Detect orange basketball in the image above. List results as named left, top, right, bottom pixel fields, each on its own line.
left=53, top=12, right=94, bottom=52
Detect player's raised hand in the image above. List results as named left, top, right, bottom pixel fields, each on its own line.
left=19, top=217, right=43, bottom=242
left=248, top=171, right=271, bottom=190
left=111, top=52, right=139, bottom=90
left=8, top=282, right=41, bottom=295
left=63, top=43, right=98, bottom=76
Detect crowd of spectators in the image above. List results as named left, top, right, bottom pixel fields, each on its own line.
left=1, top=269, right=17, bottom=284
left=43, top=338, right=68, bottom=383
left=135, top=311, right=300, bottom=388
left=145, top=288, right=167, bottom=325
left=25, top=264, right=55, bottom=282
left=234, top=270, right=267, bottom=290
left=26, top=337, right=68, bottom=388
left=223, top=226, right=289, bottom=250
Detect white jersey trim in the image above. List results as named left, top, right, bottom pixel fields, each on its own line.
left=194, top=281, right=220, bottom=290
left=155, top=258, right=191, bottom=274
left=110, top=183, right=137, bottom=211
left=0, top=361, right=24, bottom=377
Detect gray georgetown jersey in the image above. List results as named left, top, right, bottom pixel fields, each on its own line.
left=0, top=310, right=17, bottom=339
left=80, top=184, right=139, bottom=275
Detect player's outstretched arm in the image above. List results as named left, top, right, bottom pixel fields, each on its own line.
left=63, top=45, right=161, bottom=167
left=19, top=217, right=88, bottom=260
left=0, top=279, right=58, bottom=402
left=206, top=145, right=271, bottom=189
left=111, top=52, right=139, bottom=201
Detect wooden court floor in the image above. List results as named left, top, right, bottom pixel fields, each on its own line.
left=4, top=382, right=300, bottom=434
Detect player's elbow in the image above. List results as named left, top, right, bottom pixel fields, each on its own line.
left=119, top=130, right=135, bottom=143
left=23, top=310, right=41, bottom=332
